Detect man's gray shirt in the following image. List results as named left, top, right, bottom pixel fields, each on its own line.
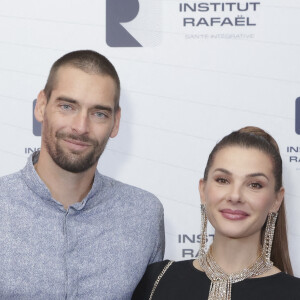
left=0, top=152, right=165, bottom=299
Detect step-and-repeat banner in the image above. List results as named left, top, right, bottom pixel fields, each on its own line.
left=1, top=0, right=300, bottom=275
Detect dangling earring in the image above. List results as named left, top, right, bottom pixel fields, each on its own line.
left=198, top=204, right=208, bottom=260
left=262, top=212, right=278, bottom=264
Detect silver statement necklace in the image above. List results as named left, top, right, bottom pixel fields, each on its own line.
left=198, top=246, right=273, bottom=300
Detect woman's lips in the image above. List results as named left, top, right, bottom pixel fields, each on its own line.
left=220, top=209, right=249, bottom=220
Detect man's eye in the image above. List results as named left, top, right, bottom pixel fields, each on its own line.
left=61, top=104, right=72, bottom=110
left=249, top=182, right=262, bottom=189
left=94, top=112, right=107, bottom=118
left=216, top=178, right=228, bottom=184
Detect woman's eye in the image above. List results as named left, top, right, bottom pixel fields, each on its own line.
left=249, top=182, right=262, bottom=189
left=216, top=178, right=228, bottom=184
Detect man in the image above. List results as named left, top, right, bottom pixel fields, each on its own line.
left=0, top=50, right=164, bottom=299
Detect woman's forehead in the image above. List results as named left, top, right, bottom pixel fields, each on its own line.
left=210, top=146, right=274, bottom=175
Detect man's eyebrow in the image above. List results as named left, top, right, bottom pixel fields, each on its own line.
left=56, top=96, right=113, bottom=113
left=56, top=96, right=77, bottom=104
left=93, top=105, right=113, bottom=113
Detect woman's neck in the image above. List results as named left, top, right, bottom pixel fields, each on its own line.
left=207, top=233, right=262, bottom=274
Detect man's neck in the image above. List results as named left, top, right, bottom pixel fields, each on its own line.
left=34, top=149, right=96, bottom=210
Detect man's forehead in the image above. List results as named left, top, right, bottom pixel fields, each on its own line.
left=54, top=65, right=105, bottom=81
left=52, top=66, right=115, bottom=92
left=48, top=66, right=116, bottom=108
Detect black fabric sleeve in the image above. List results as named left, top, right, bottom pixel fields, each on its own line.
left=132, top=260, right=171, bottom=300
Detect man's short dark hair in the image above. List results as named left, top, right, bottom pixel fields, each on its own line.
left=44, top=50, right=120, bottom=111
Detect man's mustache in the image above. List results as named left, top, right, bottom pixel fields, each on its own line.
left=56, top=132, right=98, bottom=146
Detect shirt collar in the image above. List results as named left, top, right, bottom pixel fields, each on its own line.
left=21, top=151, right=103, bottom=211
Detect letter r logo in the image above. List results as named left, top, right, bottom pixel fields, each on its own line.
left=106, top=0, right=162, bottom=47
left=296, top=98, right=300, bottom=135
left=106, top=0, right=142, bottom=47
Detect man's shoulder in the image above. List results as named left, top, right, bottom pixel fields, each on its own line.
left=0, top=171, right=25, bottom=201
left=99, top=173, right=163, bottom=211
left=0, top=170, right=22, bottom=187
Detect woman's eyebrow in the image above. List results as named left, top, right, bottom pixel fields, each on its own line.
left=246, top=173, right=269, bottom=181
left=213, top=168, right=231, bottom=175
left=213, top=169, right=269, bottom=181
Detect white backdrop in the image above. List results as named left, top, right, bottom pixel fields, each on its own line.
left=1, top=0, right=300, bottom=276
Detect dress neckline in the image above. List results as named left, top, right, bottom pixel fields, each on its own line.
left=188, top=259, right=284, bottom=281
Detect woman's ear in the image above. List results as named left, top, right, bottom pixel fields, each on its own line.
left=271, top=187, right=284, bottom=213
left=34, top=90, right=47, bottom=123
left=199, top=179, right=206, bottom=205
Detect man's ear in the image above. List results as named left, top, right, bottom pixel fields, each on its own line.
left=34, top=90, right=47, bottom=123
left=110, top=107, right=121, bottom=138
left=199, top=179, right=206, bottom=205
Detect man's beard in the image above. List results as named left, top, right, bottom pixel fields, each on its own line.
left=43, top=120, right=109, bottom=173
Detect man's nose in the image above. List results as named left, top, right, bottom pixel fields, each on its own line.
left=71, top=111, right=89, bottom=135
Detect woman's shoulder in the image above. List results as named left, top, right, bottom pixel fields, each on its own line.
left=132, top=259, right=196, bottom=299
left=146, top=259, right=198, bottom=280
left=280, top=273, right=300, bottom=296
left=274, top=272, right=300, bottom=287
left=132, top=260, right=171, bottom=299
left=252, top=271, right=300, bottom=285
left=236, top=272, right=300, bottom=299
left=142, top=259, right=195, bottom=277
left=145, top=260, right=174, bottom=276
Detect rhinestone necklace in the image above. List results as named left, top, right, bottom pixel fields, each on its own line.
left=198, top=246, right=273, bottom=300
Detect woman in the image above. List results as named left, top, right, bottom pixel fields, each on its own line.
left=132, top=126, right=300, bottom=300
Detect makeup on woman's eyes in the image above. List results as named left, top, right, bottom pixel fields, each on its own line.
left=245, top=173, right=269, bottom=190
left=248, top=181, right=263, bottom=189
left=212, top=169, right=269, bottom=187
left=215, top=177, right=229, bottom=184
left=212, top=169, right=231, bottom=183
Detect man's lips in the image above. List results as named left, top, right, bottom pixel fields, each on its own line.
left=63, top=138, right=91, bottom=146
left=220, top=209, right=249, bottom=220
left=62, top=138, right=92, bottom=150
